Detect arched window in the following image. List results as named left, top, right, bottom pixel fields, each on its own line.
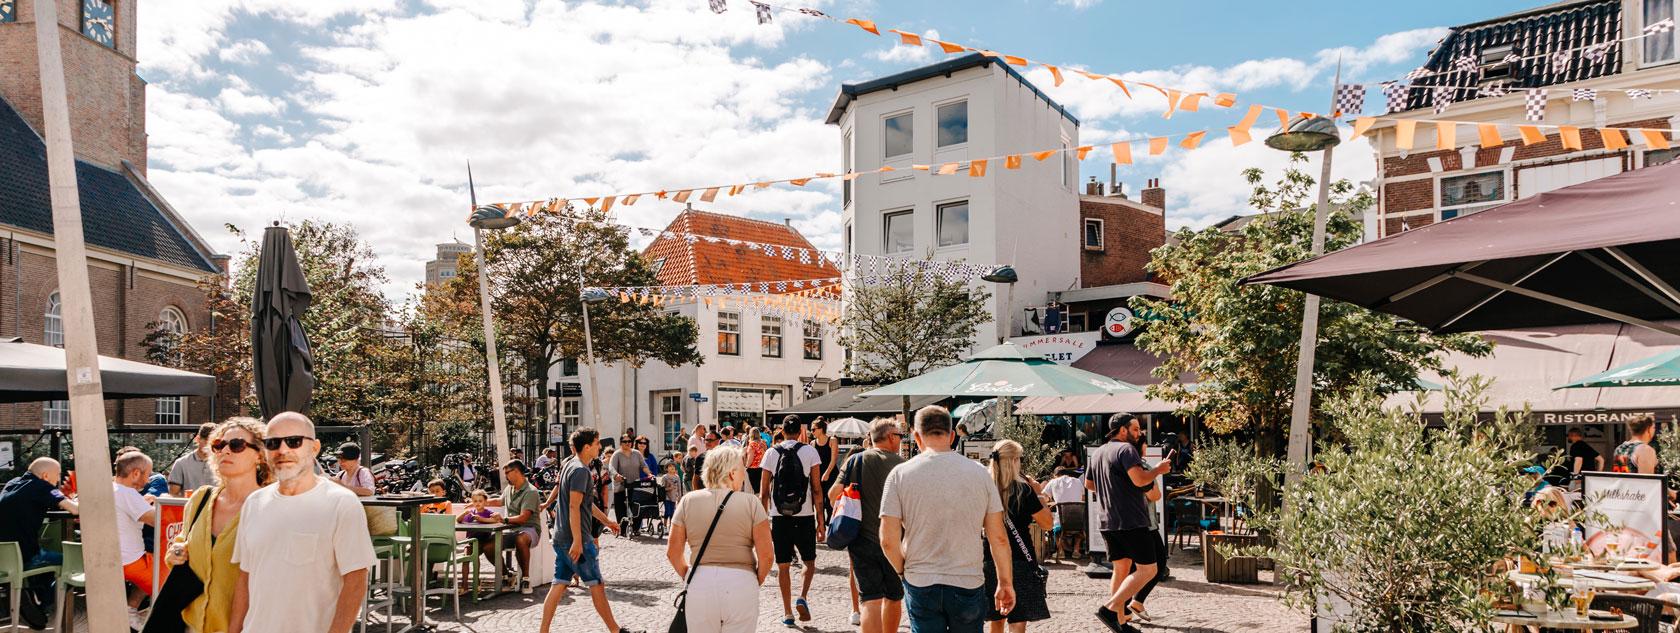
left=44, top=292, right=68, bottom=428
left=156, top=306, right=188, bottom=426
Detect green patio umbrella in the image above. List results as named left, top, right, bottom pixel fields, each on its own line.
left=1556, top=349, right=1680, bottom=388
left=862, top=342, right=1140, bottom=398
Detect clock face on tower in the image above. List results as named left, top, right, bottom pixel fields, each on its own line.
left=81, top=0, right=115, bottom=47
left=0, top=0, right=16, bottom=24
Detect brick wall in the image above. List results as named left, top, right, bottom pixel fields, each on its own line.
left=0, top=0, right=147, bottom=173
left=1078, top=197, right=1165, bottom=288
left=0, top=242, right=214, bottom=430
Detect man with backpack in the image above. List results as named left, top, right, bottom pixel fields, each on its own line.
left=759, top=414, right=826, bottom=627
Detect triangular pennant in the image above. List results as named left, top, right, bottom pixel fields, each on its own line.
left=1075, top=146, right=1092, bottom=160
left=1179, top=131, right=1207, bottom=150
left=1031, top=150, right=1057, bottom=161
left=845, top=18, right=879, bottom=35
left=889, top=29, right=922, bottom=46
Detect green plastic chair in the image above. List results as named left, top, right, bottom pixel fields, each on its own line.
left=2, top=541, right=59, bottom=633
left=417, top=514, right=476, bottom=621
left=50, top=542, right=85, bottom=633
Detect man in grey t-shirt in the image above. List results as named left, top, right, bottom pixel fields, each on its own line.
left=539, top=428, right=637, bottom=633
left=1085, top=414, right=1173, bottom=633
left=166, top=422, right=217, bottom=496
left=880, top=406, right=1013, bottom=633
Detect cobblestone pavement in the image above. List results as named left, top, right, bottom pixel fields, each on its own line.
left=399, top=533, right=1309, bottom=633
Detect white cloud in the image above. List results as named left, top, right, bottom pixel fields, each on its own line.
left=215, top=86, right=285, bottom=116
left=1056, top=0, right=1103, bottom=8
left=1152, top=133, right=1377, bottom=230
left=868, top=29, right=937, bottom=64
left=217, top=39, right=272, bottom=64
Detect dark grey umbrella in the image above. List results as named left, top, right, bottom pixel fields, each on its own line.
left=252, top=224, right=315, bottom=418
left=0, top=338, right=216, bottom=403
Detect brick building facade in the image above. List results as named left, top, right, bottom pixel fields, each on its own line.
left=0, top=0, right=224, bottom=430
left=1077, top=177, right=1166, bottom=289
left=1363, top=0, right=1680, bottom=238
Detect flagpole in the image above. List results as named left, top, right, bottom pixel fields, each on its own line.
left=32, top=1, right=127, bottom=630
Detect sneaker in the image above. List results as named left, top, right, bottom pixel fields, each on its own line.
left=849, top=612, right=861, bottom=626
left=520, top=579, right=533, bottom=595
left=1118, top=624, right=1144, bottom=633
left=1095, top=606, right=1124, bottom=633
left=795, top=597, right=812, bottom=621
left=128, top=607, right=147, bottom=631
left=1127, top=602, right=1152, bottom=622
left=783, top=614, right=796, bottom=628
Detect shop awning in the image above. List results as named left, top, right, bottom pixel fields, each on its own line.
left=0, top=337, right=216, bottom=403
left=773, top=386, right=944, bottom=419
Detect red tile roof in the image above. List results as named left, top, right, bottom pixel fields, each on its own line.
left=643, top=209, right=839, bottom=289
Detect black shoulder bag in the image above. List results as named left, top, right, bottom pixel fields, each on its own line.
left=142, top=486, right=215, bottom=633
left=669, top=490, right=735, bottom=633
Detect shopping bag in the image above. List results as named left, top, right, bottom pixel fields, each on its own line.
left=825, top=483, right=862, bottom=550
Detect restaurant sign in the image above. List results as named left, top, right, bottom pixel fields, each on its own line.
left=1534, top=409, right=1680, bottom=426
left=1010, top=331, right=1101, bottom=365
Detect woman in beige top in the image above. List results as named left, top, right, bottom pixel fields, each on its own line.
left=665, top=445, right=772, bottom=633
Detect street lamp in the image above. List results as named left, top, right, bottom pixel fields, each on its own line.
left=467, top=171, right=519, bottom=470
left=983, top=265, right=1019, bottom=344
left=1266, top=113, right=1341, bottom=490
left=579, top=285, right=610, bottom=437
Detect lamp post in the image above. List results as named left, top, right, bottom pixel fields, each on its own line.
left=580, top=287, right=611, bottom=438
left=979, top=265, right=1022, bottom=425
left=467, top=186, right=520, bottom=470
left=1265, top=114, right=1341, bottom=489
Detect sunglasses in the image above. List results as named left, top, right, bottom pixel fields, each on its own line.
left=262, top=435, right=313, bottom=451
left=211, top=438, right=254, bottom=454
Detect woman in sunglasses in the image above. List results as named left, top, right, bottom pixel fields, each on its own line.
left=163, top=417, right=272, bottom=633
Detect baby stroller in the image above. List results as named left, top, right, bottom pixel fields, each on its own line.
left=626, top=480, right=666, bottom=538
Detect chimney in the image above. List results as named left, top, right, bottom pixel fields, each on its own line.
left=1141, top=178, right=1166, bottom=211
left=1085, top=176, right=1103, bottom=196
left=784, top=218, right=793, bottom=227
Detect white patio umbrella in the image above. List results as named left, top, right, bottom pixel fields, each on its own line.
left=827, top=417, right=870, bottom=439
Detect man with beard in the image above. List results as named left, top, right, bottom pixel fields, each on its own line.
left=1086, top=414, right=1173, bottom=633
left=229, top=413, right=376, bottom=633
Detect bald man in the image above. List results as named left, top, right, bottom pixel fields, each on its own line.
left=228, top=413, right=376, bottom=633
left=0, top=457, right=78, bottom=569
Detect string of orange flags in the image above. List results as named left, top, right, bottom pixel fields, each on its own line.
left=592, top=277, right=844, bottom=323
left=709, top=0, right=1237, bottom=119
left=1346, top=115, right=1677, bottom=153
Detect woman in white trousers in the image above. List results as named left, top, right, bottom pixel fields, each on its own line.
left=666, top=445, right=774, bottom=633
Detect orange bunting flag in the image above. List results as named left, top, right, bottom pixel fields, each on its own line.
left=1161, top=89, right=1182, bottom=119
left=1273, top=108, right=1291, bottom=131
left=1435, top=121, right=1457, bottom=151
left=1601, top=128, right=1629, bottom=150
left=889, top=29, right=922, bottom=46
left=1639, top=129, right=1671, bottom=150
left=1032, top=150, right=1057, bottom=161
left=1111, top=142, right=1132, bottom=165
left=727, top=184, right=745, bottom=196
left=655, top=190, right=668, bottom=200
left=1350, top=117, right=1377, bottom=139
left=937, top=163, right=960, bottom=175
left=1004, top=154, right=1022, bottom=169
left=581, top=198, right=598, bottom=207
left=755, top=181, right=772, bottom=189
left=700, top=188, right=719, bottom=202
left=619, top=292, right=630, bottom=303
left=1232, top=105, right=1262, bottom=133
left=968, top=159, right=988, bottom=177
left=1227, top=126, right=1252, bottom=147
left=1214, top=93, right=1237, bottom=107
left=1559, top=126, right=1583, bottom=150
left=933, top=39, right=965, bottom=54
left=614, top=195, right=633, bottom=207
left=845, top=18, right=879, bottom=35
left=673, top=190, right=692, bottom=203
left=1180, top=131, right=1207, bottom=150
left=1180, top=92, right=1206, bottom=112
left=1079, top=70, right=1104, bottom=81
left=1108, top=77, right=1132, bottom=99
left=1518, top=125, right=1546, bottom=145
left=1396, top=120, right=1417, bottom=150
left=878, top=165, right=896, bottom=173
left=1076, top=146, right=1093, bottom=160
left=1477, top=124, right=1503, bottom=148
left=554, top=199, right=569, bottom=211
left=979, top=50, right=1002, bottom=59
left=1148, top=137, right=1169, bottom=156
left=1003, top=55, right=1028, bottom=67
left=912, top=164, right=930, bottom=171
left=600, top=197, right=615, bottom=213
left=790, top=178, right=811, bottom=186
left=1046, top=65, right=1064, bottom=87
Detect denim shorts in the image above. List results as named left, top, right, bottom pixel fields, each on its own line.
left=553, top=540, right=603, bottom=586
left=903, top=581, right=987, bottom=633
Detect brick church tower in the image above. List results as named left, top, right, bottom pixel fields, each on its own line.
left=0, top=0, right=147, bottom=173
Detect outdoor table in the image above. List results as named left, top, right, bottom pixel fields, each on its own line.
left=362, top=495, right=443, bottom=633
left=1551, top=559, right=1661, bottom=573
left=1508, top=570, right=1655, bottom=593
left=1490, top=608, right=1638, bottom=631
left=455, top=522, right=518, bottom=601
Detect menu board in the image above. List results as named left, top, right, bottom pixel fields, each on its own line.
left=1581, top=472, right=1666, bottom=565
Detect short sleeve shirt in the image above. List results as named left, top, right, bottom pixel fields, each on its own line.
left=168, top=450, right=215, bottom=492
left=879, top=450, right=1004, bottom=590
left=758, top=441, right=822, bottom=516
left=113, top=484, right=152, bottom=565
left=553, top=457, right=596, bottom=548
left=232, top=478, right=377, bottom=633
left=672, top=489, right=769, bottom=574
left=1086, top=441, right=1150, bottom=530
left=0, top=474, right=67, bottom=563
left=334, top=466, right=374, bottom=493
left=839, top=447, right=906, bottom=543
left=502, top=482, right=540, bottom=526
left=1568, top=441, right=1601, bottom=471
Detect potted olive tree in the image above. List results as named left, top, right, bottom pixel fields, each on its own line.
left=1186, top=438, right=1277, bottom=583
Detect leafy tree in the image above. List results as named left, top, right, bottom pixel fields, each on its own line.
left=1132, top=154, right=1490, bottom=451
left=840, top=271, right=993, bottom=383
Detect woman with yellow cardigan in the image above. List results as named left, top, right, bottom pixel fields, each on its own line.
left=164, top=417, right=271, bottom=633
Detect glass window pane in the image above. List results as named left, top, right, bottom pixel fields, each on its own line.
left=1084, top=220, right=1102, bottom=248
left=937, top=202, right=969, bottom=247
left=884, top=113, right=913, bottom=158
left=1647, top=0, right=1676, bottom=63
left=937, top=101, right=967, bottom=147
left=1440, top=172, right=1504, bottom=208
left=884, top=211, right=913, bottom=253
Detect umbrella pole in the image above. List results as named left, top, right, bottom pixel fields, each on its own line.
left=32, top=1, right=127, bottom=630
left=474, top=227, right=514, bottom=468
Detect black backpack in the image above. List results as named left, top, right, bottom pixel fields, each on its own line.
left=771, top=444, right=810, bottom=517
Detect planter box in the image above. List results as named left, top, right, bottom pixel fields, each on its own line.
left=1203, top=531, right=1260, bottom=584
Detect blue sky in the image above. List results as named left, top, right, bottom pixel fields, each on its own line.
left=136, top=0, right=1542, bottom=299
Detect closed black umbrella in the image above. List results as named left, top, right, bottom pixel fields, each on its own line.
left=252, top=224, right=315, bottom=418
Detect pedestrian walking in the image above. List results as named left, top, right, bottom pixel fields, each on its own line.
left=688, top=424, right=709, bottom=454
left=759, top=415, right=826, bottom=627
left=539, top=428, right=639, bottom=633
left=881, top=405, right=1014, bottom=633
left=831, top=419, right=908, bottom=633
left=665, top=445, right=773, bottom=633
left=611, top=440, right=655, bottom=534
left=812, top=418, right=839, bottom=519
left=984, top=440, right=1053, bottom=632
left=229, top=412, right=377, bottom=633
left=1085, top=413, right=1173, bottom=633
left=745, top=428, right=768, bottom=493
left=157, top=417, right=271, bottom=633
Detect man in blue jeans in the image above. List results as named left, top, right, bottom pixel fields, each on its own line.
left=880, top=406, right=1015, bottom=632
left=538, top=428, right=641, bottom=633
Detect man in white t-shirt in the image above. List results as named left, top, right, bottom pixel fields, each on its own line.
left=758, top=415, right=826, bottom=627
left=229, top=412, right=376, bottom=633
left=112, top=450, right=158, bottom=630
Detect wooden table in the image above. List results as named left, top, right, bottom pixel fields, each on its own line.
left=363, top=495, right=444, bottom=633
left=1508, top=570, right=1655, bottom=593
left=456, top=522, right=519, bottom=601
left=1490, top=609, right=1638, bottom=631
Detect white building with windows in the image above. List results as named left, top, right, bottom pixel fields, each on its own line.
left=827, top=53, right=1083, bottom=348
left=551, top=209, right=843, bottom=455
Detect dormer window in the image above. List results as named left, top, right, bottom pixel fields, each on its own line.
left=1479, top=43, right=1516, bottom=80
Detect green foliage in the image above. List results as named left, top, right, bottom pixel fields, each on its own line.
left=1234, top=377, right=1561, bottom=632
left=429, top=419, right=484, bottom=463
left=840, top=272, right=993, bottom=383
left=1132, top=153, right=1490, bottom=446
left=1185, top=438, right=1277, bottom=517
left=994, top=414, right=1055, bottom=478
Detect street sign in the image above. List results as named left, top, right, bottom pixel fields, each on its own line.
left=688, top=392, right=703, bottom=401
left=695, top=397, right=709, bottom=403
